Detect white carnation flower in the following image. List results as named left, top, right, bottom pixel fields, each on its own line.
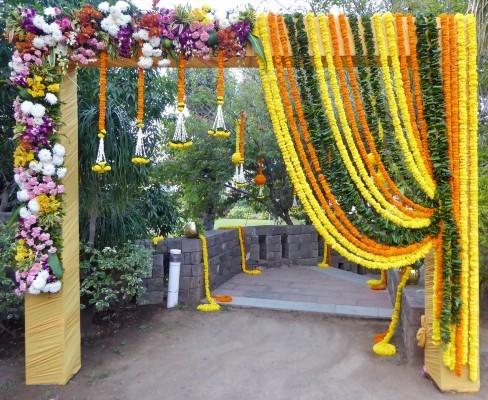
left=38, top=148, right=52, bottom=163
left=19, top=207, right=31, bottom=219
left=31, top=270, right=48, bottom=290
left=44, top=35, right=57, bottom=47
left=33, top=36, right=47, bottom=49
left=28, top=198, right=40, bottom=214
left=149, top=37, right=161, bottom=48
left=138, top=29, right=149, bottom=41
left=33, top=15, right=47, bottom=30
left=56, top=167, right=67, bottom=179
left=229, top=13, right=239, bottom=24
left=115, top=1, right=130, bottom=12
left=141, top=42, right=154, bottom=57
left=20, top=101, right=34, bottom=115
left=42, top=163, right=56, bottom=176
left=137, top=56, right=153, bottom=69
left=98, top=1, right=110, bottom=13
left=52, top=155, right=64, bottom=166
left=50, top=24, right=63, bottom=42
left=219, top=19, right=231, bottom=29
left=14, top=174, right=21, bottom=185
left=44, top=280, right=62, bottom=293
left=152, top=49, right=162, bottom=57
left=17, top=189, right=30, bottom=202
left=29, top=160, right=43, bottom=173
left=31, top=103, right=46, bottom=118
left=28, top=286, right=41, bottom=295
left=45, top=92, right=58, bottom=105
left=44, top=7, right=57, bottom=17
left=52, top=143, right=66, bottom=156
left=158, top=58, right=171, bottom=67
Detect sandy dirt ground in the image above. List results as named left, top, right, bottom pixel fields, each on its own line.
left=1, top=307, right=486, bottom=400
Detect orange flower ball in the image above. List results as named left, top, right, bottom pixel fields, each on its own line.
left=255, top=173, right=266, bottom=186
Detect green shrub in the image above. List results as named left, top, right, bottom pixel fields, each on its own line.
left=80, top=242, right=152, bottom=315
left=0, top=223, right=23, bottom=325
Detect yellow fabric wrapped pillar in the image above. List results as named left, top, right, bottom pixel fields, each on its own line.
left=424, top=250, right=479, bottom=392
left=25, top=71, right=81, bottom=385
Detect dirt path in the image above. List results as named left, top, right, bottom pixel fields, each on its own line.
left=1, top=307, right=486, bottom=400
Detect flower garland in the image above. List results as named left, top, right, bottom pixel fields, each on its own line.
left=466, top=14, right=479, bottom=382
left=372, top=14, right=435, bottom=199
left=197, top=234, right=220, bottom=312
left=169, top=55, right=192, bottom=149
left=373, top=266, right=411, bottom=356
left=232, top=113, right=246, bottom=187
left=395, top=13, right=433, bottom=179
left=254, top=157, right=266, bottom=199
left=312, top=14, right=431, bottom=228
left=367, top=270, right=387, bottom=291
left=131, top=67, right=150, bottom=165
left=256, top=14, right=433, bottom=269
left=336, top=14, right=433, bottom=219
left=237, top=227, right=262, bottom=275
left=317, top=242, right=330, bottom=268
left=271, top=13, right=433, bottom=258
left=208, top=50, right=230, bottom=138
left=92, top=51, right=111, bottom=174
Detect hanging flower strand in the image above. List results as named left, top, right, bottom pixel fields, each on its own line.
left=169, top=55, right=192, bottom=150
left=231, top=112, right=246, bottom=187
left=132, top=67, right=150, bottom=165
left=208, top=50, right=230, bottom=138
left=92, top=51, right=111, bottom=174
left=255, top=157, right=266, bottom=199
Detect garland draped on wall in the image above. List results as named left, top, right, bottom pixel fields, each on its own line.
left=254, top=12, right=478, bottom=381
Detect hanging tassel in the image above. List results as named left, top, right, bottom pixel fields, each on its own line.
left=132, top=67, right=150, bottom=165
left=208, top=51, right=230, bottom=138
left=169, top=55, right=192, bottom=150
left=257, top=185, right=265, bottom=199
left=92, top=51, right=111, bottom=174
left=291, top=192, right=299, bottom=211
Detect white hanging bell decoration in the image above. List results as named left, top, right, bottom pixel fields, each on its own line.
left=169, top=110, right=192, bottom=150
left=92, top=133, right=111, bottom=174
left=132, top=124, right=150, bottom=165
left=208, top=104, right=230, bottom=138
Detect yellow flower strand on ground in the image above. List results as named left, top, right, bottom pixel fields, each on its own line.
left=255, top=14, right=433, bottom=269
left=466, top=14, right=479, bottom=382
left=382, top=13, right=436, bottom=196
left=373, top=266, right=411, bottom=356
left=372, top=14, right=435, bottom=199
left=317, top=242, right=330, bottom=268
left=455, top=13, right=469, bottom=368
left=197, top=234, right=220, bottom=312
left=310, top=14, right=431, bottom=229
left=219, top=226, right=262, bottom=275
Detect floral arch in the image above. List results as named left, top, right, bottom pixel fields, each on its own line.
left=5, top=2, right=480, bottom=392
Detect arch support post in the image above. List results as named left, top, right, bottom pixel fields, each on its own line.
left=25, top=71, right=81, bottom=385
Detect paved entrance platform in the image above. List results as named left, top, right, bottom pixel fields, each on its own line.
left=214, top=267, right=393, bottom=319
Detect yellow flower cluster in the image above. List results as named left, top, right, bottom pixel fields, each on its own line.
left=255, top=14, right=433, bottom=270
left=36, top=194, right=61, bottom=214
left=466, top=14, right=479, bottom=382
left=197, top=234, right=220, bottom=312
left=168, top=141, right=193, bottom=150
left=310, top=14, right=431, bottom=228
left=152, top=236, right=164, bottom=245
left=373, top=266, right=411, bottom=356
left=191, top=5, right=213, bottom=24
left=91, top=161, right=112, bottom=174
left=14, top=239, right=34, bottom=265
left=26, top=75, right=46, bottom=98
left=131, top=157, right=150, bottom=165
left=13, top=145, right=34, bottom=167
left=372, top=14, right=436, bottom=199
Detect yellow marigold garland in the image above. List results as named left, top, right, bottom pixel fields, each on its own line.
left=373, top=266, right=411, bottom=356
left=317, top=241, right=330, bottom=268
left=373, top=14, right=435, bottom=199
left=311, top=14, right=431, bottom=228
left=367, top=270, right=387, bottom=291
left=255, top=14, right=433, bottom=269
left=197, top=234, right=220, bottom=312
left=466, top=14, right=479, bottom=382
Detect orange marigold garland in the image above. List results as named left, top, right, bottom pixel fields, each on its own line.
left=255, top=157, right=266, bottom=199
left=169, top=55, right=192, bottom=149
left=92, top=51, right=111, bottom=174
left=131, top=67, right=150, bottom=165
left=208, top=50, right=230, bottom=138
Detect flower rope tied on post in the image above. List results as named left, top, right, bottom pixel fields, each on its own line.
left=197, top=234, right=221, bottom=312
left=231, top=112, right=246, bottom=187
left=254, top=157, right=266, bottom=199
left=169, top=54, right=192, bottom=149
left=317, top=242, right=330, bottom=268
left=208, top=50, right=230, bottom=138
left=373, top=266, right=411, bottom=356
left=367, top=270, right=388, bottom=290
left=92, top=51, right=111, bottom=174
left=131, top=67, right=150, bottom=165
left=237, top=227, right=262, bottom=275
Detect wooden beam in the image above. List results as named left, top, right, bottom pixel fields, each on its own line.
left=25, top=71, right=81, bottom=385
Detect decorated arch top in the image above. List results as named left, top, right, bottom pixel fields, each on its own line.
left=6, top=1, right=263, bottom=71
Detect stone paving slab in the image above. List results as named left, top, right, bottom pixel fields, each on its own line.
left=214, top=266, right=392, bottom=319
